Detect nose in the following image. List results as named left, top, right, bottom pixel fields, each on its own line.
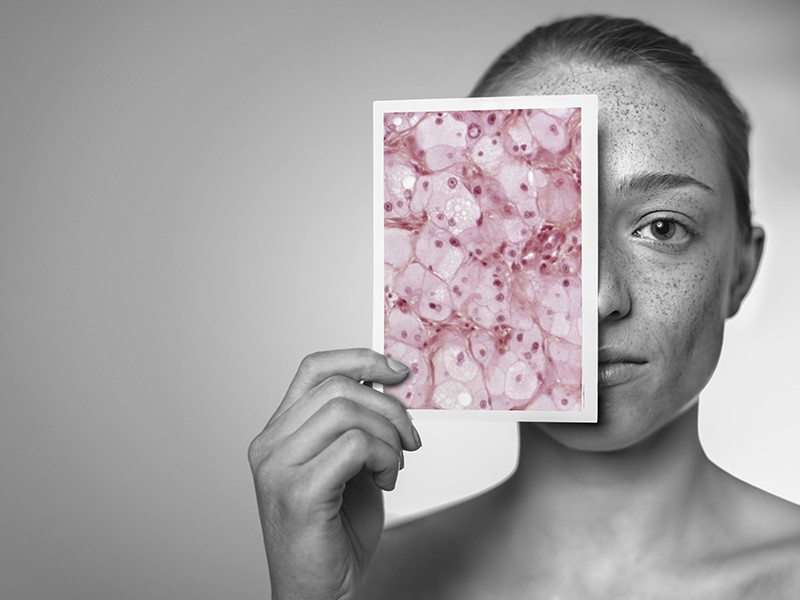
left=597, top=238, right=632, bottom=322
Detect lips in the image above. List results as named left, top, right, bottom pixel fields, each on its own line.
left=598, top=348, right=647, bottom=387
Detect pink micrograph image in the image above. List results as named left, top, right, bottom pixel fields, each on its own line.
left=377, top=99, right=595, bottom=416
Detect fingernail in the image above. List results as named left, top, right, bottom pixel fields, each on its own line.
left=411, top=425, right=422, bottom=449
left=387, top=358, right=409, bottom=373
left=399, top=453, right=405, bottom=470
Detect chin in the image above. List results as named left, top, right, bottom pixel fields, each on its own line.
left=533, top=393, right=699, bottom=453
left=535, top=420, right=648, bottom=453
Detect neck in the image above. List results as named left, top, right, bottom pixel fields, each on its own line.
left=496, top=403, right=718, bottom=568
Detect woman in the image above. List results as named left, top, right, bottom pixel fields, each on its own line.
left=248, top=16, right=800, bottom=599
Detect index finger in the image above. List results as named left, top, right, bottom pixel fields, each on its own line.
left=278, top=348, right=409, bottom=415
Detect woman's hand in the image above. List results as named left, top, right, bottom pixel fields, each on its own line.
left=248, top=348, right=421, bottom=600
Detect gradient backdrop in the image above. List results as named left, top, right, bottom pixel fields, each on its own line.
left=2, top=1, right=798, bottom=598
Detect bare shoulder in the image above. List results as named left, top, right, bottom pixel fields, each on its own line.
left=704, top=465, right=800, bottom=595
left=741, top=487, right=800, bottom=592
left=362, top=513, right=445, bottom=600
left=363, top=491, right=501, bottom=600
left=707, top=531, right=800, bottom=598
left=714, top=463, right=800, bottom=540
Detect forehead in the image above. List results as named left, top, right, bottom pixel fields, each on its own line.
left=498, top=62, right=726, bottom=191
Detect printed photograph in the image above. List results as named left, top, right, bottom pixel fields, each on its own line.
left=376, top=97, right=597, bottom=420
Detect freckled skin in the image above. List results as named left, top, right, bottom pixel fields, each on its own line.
left=500, top=63, right=741, bottom=450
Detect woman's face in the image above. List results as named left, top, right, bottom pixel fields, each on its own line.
left=498, top=63, right=761, bottom=451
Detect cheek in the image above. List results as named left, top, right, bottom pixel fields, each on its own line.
left=638, top=255, right=728, bottom=387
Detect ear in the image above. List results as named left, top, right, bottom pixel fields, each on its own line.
left=726, top=225, right=765, bottom=318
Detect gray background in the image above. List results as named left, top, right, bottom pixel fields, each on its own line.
left=1, top=1, right=798, bottom=598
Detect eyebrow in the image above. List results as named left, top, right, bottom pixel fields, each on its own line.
left=617, top=172, right=715, bottom=195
